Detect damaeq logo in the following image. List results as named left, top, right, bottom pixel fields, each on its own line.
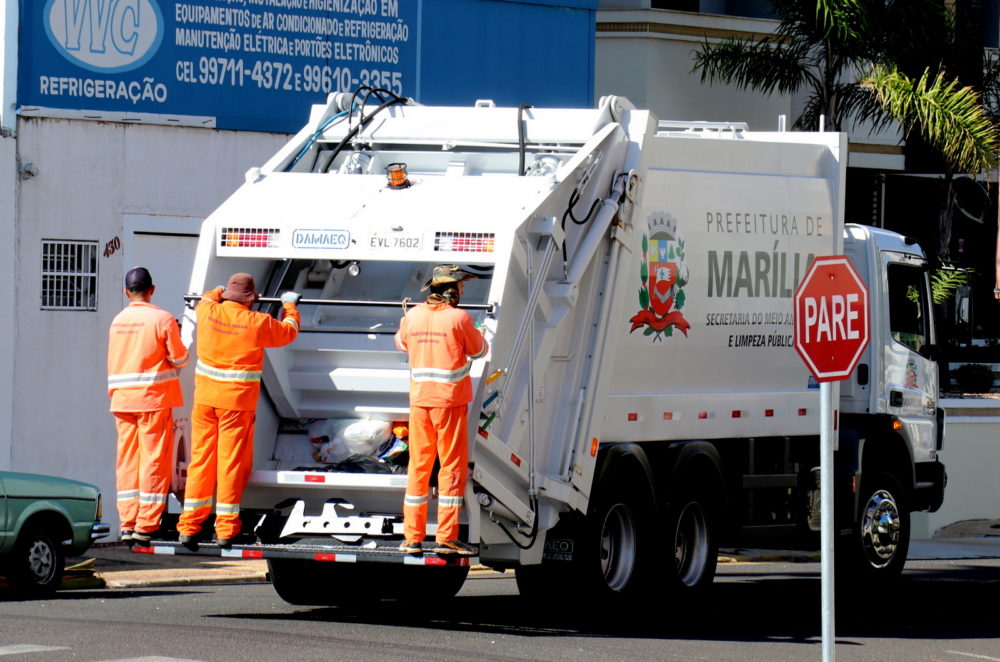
left=293, top=229, right=351, bottom=249
left=44, top=0, right=164, bottom=73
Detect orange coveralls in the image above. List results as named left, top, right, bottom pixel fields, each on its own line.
left=394, top=299, right=488, bottom=544
left=108, top=301, right=188, bottom=535
left=177, top=289, right=300, bottom=540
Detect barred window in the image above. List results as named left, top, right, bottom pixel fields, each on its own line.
left=41, top=240, right=98, bottom=311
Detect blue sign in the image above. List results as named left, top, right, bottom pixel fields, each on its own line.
left=20, top=0, right=419, bottom=132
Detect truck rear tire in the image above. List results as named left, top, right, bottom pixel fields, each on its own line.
left=664, top=485, right=718, bottom=594
left=268, top=559, right=363, bottom=606
left=380, top=564, right=470, bottom=602
left=268, top=559, right=469, bottom=605
left=579, top=480, right=650, bottom=598
left=838, top=471, right=910, bottom=585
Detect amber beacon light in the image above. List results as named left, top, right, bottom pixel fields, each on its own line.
left=385, top=163, right=411, bottom=189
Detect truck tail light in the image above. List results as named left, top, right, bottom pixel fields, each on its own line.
left=220, top=227, right=280, bottom=248
left=435, top=232, right=495, bottom=253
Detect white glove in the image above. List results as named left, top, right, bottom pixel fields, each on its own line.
left=280, top=291, right=301, bottom=304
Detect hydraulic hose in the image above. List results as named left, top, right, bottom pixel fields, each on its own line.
left=322, top=91, right=409, bottom=173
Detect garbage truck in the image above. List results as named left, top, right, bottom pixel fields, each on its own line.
left=137, top=89, right=946, bottom=604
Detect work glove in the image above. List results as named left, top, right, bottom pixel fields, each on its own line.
left=281, top=291, right=301, bottom=305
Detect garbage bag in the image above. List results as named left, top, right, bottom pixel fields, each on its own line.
left=307, top=418, right=393, bottom=463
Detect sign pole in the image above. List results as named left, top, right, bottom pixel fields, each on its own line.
left=820, top=380, right=837, bottom=662
left=792, top=255, right=870, bottom=662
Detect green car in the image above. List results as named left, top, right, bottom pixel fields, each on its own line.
left=0, top=471, right=109, bottom=598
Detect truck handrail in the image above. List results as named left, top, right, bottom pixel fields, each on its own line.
left=183, top=294, right=494, bottom=313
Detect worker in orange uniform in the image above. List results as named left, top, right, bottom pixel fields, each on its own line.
left=177, top=273, right=300, bottom=548
left=108, top=267, right=188, bottom=545
left=395, top=265, right=488, bottom=556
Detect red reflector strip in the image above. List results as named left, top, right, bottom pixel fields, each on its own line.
left=314, top=553, right=337, bottom=562
left=242, top=549, right=264, bottom=559
left=510, top=453, right=522, bottom=467
left=627, top=412, right=638, bottom=421
left=590, top=437, right=599, bottom=457
left=765, top=409, right=775, bottom=417
left=478, top=427, right=488, bottom=439
left=133, top=545, right=154, bottom=555
left=424, top=556, right=447, bottom=566
left=798, top=408, right=808, bottom=416
left=305, top=474, right=324, bottom=483
left=663, top=412, right=673, bottom=420
left=731, top=410, right=741, bottom=418
left=698, top=411, right=708, bottom=419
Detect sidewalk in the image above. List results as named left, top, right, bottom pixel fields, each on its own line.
left=61, top=520, right=1000, bottom=590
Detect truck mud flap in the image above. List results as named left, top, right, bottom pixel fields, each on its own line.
left=131, top=541, right=475, bottom=567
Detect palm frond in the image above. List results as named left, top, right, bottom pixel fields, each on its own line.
left=692, top=37, right=812, bottom=96
left=809, top=0, right=864, bottom=42
left=862, top=65, right=1000, bottom=175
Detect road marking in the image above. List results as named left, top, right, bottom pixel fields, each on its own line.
left=948, top=652, right=1000, bottom=661
left=97, top=657, right=204, bottom=662
left=0, top=645, right=70, bottom=656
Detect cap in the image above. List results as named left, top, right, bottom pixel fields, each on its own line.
left=222, top=273, right=259, bottom=303
left=125, top=267, right=153, bottom=292
left=420, top=265, right=477, bottom=291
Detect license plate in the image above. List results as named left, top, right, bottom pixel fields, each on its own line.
left=370, top=234, right=421, bottom=250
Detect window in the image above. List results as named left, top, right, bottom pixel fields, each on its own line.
left=887, top=263, right=928, bottom=353
left=41, top=240, right=98, bottom=311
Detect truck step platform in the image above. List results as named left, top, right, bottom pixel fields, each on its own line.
left=131, top=539, right=475, bottom=567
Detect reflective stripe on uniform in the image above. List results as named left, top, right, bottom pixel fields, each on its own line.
left=107, top=369, right=180, bottom=390
left=167, top=354, right=188, bottom=367
left=215, top=502, right=240, bottom=515
left=439, top=495, right=464, bottom=508
left=410, top=363, right=471, bottom=384
left=117, top=489, right=139, bottom=501
left=139, top=492, right=167, bottom=505
left=469, top=343, right=488, bottom=360
left=183, top=496, right=213, bottom=512
left=404, top=493, right=429, bottom=507
left=195, top=360, right=262, bottom=383
left=283, top=317, right=299, bottom=331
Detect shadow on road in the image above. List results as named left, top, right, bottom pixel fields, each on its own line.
left=210, top=561, right=1000, bottom=645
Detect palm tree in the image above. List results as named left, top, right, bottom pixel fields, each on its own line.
left=692, top=0, right=998, bottom=262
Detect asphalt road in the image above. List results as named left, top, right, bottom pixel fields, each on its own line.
left=2, top=558, right=1000, bottom=662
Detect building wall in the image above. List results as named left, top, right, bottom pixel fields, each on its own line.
left=912, top=400, right=1000, bottom=538
left=0, top=133, right=13, bottom=470
left=10, top=117, right=287, bottom=528
left=596, top=9, right=794, bottom=130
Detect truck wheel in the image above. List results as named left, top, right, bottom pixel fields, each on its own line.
left=7, top=526, right=64, bottom=598
left=381, top=565, right=470, bottom=602
left=581, top=485, right=648, bottom=597
left=839, top=471, right=910, bottom=584
left=664, top=485, right=717, bottom=593
left=268, top=559, right=368, bottom=606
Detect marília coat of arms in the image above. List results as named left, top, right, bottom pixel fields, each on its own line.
left=630, top=212, right=690, bottom=341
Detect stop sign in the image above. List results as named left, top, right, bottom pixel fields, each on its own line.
left=793, top=255, right=870, bottom=382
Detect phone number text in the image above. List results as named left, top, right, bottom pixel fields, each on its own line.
left=176, top=57, right=403, bottom=95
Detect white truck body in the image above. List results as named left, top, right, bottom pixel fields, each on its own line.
left=160, top=93, right=944, bottom=602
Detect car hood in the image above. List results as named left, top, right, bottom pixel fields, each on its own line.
left=0, top=470, right=100, bottom=500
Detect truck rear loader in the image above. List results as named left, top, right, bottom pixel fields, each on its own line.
left=140, top=89, right=946, bottom=605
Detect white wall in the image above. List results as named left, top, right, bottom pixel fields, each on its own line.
left=912, top=399, right=1000, bottom=539
left=0, top=133, right=13, bottom=470
left=11, top=117, right=288, bottom=531
left=596, top=10, right=795, bottom=130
